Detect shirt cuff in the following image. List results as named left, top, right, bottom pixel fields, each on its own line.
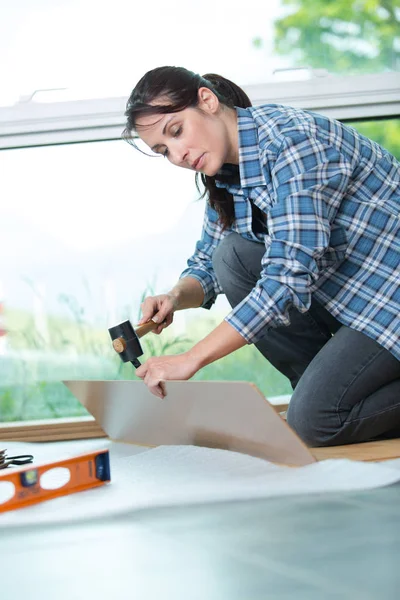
left=224, top=286, right=292, bottom=344
left=179, top=269, right=217, bottom=309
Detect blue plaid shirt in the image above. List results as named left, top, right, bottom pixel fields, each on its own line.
left=180, top=105, right=400, bottom=360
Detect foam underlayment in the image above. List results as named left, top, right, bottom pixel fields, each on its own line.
left=1, top=439, right=400, bottom=527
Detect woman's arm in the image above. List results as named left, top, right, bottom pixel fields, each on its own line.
left=224, top=134, right=352, bottom=346
left=136, top=320, right=246, bottom=397
left=140, top=203, right=229, bottom=330
left=179, top=203, right=230, bottom=309
left=139, top=276, right=206, bottom=333
left=167, top=276, right=205, bottom=311
left=187, top=320, right=247, bottom=368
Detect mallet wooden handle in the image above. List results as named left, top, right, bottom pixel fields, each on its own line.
left=135, top=320, right=159, bottom=338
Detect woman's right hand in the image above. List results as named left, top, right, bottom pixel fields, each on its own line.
left=138, top=293, right=179, bottom=334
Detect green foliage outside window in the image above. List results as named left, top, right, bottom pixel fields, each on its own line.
left=273, top=0, right=400, bottom=75
left=265, top=0, right=400, bottom=158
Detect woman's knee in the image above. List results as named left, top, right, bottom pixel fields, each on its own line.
left=212, top=232, right=264, bottom=289
left=287, top=410, right=329, bottom=447
left=286, top=386, right=340, bottom=447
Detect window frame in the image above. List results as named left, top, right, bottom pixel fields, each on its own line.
left=1, top=71, right=399, bottom=441
left=1, top=72, right=399, bottom=149
left=0, top=416, right=106, bottom=442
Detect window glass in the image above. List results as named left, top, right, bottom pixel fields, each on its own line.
left=348, top=118, right=400, bottom=160
left=272, top=0, right=400, bottom=77
left=0, top=140, right=292, bottom=422
left=1, top=0, right=398, bottom=106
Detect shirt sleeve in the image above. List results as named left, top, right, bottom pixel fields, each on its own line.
left=225, top=133, right=352, bottom=343
left=180, top=202, right=230, bottom=309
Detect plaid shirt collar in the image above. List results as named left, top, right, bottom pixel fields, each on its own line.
left=215, top=106, right=267, bottom=193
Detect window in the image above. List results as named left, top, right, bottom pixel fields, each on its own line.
left=0, top=0, right=296, bottom=107
left=0, top=138, right=294, bottom=422
left=2, top=0, right=398, bottom=108
left=1, top=0, right=399, bottom=425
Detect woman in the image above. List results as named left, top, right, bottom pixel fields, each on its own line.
left=123, top=65, right=400, bottom=447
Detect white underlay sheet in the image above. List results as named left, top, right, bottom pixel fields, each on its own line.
left=1, top=440, right=400, bottom=528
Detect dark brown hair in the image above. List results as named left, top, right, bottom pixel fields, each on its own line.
left=123, top=66, right=252, bottom=230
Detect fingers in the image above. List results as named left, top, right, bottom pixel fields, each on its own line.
left=143, top=371, right=166, bottom=399
left=135, top=363, right=146, bottom=378
left=152, top=308, right=173, bottom=326
left=139, top=294, right=176, bottom=326
left=138, top=297, right=158, bottom=324
left=154, top=323, right=165, bottom=335
left=136, top=361, right=166, bottom=399
left=164, top=313, right=174, bottom=327
left=153, top=315, right=173, bottom=335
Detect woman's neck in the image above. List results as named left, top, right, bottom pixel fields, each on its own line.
left=223, top=107, right=240, bottom=165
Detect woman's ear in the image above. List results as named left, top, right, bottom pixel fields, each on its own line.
left=197, top=87, right=219, bottom=113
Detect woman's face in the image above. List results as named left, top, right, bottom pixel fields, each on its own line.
left=135, top=88, right=238, bottom=176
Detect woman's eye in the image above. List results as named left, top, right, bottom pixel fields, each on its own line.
left=161, top=126, right=181, bottom=157
left=172, top=126, right=182, bottom=138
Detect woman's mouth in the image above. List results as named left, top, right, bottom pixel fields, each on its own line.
left=192, top=153, right=205, bottom=170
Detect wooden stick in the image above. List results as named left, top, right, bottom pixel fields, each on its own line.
left=135, top=320, right=159, bottom=338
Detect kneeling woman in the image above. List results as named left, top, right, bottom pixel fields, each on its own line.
left=123, top=65, right=400, bottom=448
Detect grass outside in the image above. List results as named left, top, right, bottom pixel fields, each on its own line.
left=0, top=306, right=291, bottom=422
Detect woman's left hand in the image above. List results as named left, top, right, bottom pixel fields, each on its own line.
left=135, top=353, right=200, bottom=398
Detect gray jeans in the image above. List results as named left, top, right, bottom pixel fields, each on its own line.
left=212, top=233, right=400, bottom=447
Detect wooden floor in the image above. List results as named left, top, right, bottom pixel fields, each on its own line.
left=276, top=404, right=400, bottom=462
left=312, top=438, right=400, bottom=462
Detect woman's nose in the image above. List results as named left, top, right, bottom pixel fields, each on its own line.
left=169, top=143, right=188, bottom=166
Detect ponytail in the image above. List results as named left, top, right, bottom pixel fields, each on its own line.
left=196, top=73, right=252, bottom=229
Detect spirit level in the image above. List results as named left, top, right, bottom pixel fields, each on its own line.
left=0, top=449, right=111, bottom=514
